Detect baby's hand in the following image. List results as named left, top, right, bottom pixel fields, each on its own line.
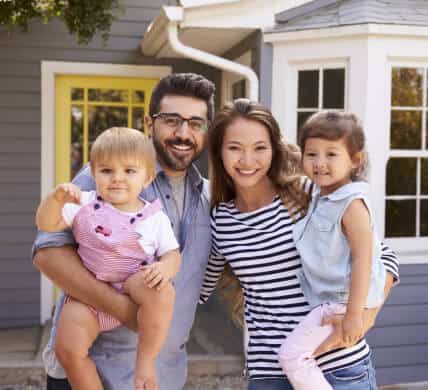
left=53, top=183, right=82, bottom=204
left=141, top=261, right=173, bottom=291
left=342, top=311, right=364, bottom=345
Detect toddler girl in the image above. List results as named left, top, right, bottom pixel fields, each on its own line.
left=36, top=127, right=180, bottom=390
left=278, top=112, right=386, bottom=389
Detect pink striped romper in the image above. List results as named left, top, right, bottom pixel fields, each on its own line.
left=62, top=192, right=174, bottom=331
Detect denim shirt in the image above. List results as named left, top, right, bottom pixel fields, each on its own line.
left=293, top=182, right=386, bottom=309
left=32, top=163, right=212, bottom=390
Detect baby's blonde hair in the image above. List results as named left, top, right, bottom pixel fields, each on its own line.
left=90, top=127, right=156, bottom=182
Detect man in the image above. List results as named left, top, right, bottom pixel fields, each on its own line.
left=33, top=73, right=215, bottom=390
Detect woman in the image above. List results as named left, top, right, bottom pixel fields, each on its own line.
left=200, top=99, right=399, bottom=389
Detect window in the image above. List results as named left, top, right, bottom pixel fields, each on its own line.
left=385, top=66, right=428, bottom=240
left=296, top=66, right=346, bottom=140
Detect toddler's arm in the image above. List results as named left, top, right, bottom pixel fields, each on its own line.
left=341, top=198, right=373, bottom=344
left=36, top=183, right=81, bottom=232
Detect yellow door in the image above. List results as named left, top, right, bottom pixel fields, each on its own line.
left=55, top=75, right=159, bottom=184
left=53, top=75, right=159, bottom=300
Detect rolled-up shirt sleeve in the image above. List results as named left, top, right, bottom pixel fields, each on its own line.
left=380, top=241, right=400, bottom=285
left=31, top=164, right=95, bottom=259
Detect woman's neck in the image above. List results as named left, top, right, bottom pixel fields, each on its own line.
left=234, top=180, right=277, bottom=213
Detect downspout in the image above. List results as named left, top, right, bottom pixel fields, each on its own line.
left=167, top=21, right=259, bottom=101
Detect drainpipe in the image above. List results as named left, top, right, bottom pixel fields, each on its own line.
left=167, top=21, right=259, bottom=101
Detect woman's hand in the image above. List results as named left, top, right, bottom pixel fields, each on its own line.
left=313, top=307, right=378, bottom=356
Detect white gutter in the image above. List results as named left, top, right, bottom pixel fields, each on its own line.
left=167, top=20, right=259, bottom=101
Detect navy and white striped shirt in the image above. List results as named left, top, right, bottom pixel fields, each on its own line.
left=200, top=195, right=399, bottom=379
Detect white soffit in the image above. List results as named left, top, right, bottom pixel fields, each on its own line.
left=142, top=0, right=290, bottom=58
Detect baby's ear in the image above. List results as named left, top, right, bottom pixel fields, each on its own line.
left=352, top=151, right=365, bottom=168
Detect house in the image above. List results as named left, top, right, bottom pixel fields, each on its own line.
left=0, top=0, right=427, bottom=385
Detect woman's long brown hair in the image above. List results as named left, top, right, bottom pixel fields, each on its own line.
left=208, top=99, right=310, bottom=326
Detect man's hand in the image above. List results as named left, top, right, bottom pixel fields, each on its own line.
left=313, top=307, right=378, bottom=356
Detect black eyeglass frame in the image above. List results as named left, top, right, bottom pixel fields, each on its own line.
left=151, top=112, right=209, bottom=132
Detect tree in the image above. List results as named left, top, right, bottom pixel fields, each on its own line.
left=0, top=0, right=124, bottom=44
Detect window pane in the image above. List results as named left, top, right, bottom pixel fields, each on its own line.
left=88, top=106, right=128, bottom=145
left=132, top=107, right=145, bottom=132
left=422, top=158, right=428, bottom=195
left=421, top=200, right=428, bottom=236
left=390, top=110, right=422, bottom=149
left=386, top=158, right=416, bottom=195
left=71, top=105, right=83, bottom=178
left=297, top=111, right=316, bottom=144
left=71, top=88, right=83, bottom=101
left=323, top=68, right=345, bottom=109
left=88, top=89, right=128, bottom=102
left=132, top=90, right=145, bottom=103
left=391, top=67, right=423, bottom=107
left=298, top=70, right=318, bottom=108
left=385, top=199, right=416, bottom=237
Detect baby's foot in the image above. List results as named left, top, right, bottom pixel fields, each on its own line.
left=135, top=359, right=157, bottom=390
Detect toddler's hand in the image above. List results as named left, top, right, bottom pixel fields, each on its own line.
left=141, top=261, right=173, bottom=290
left=342, top=311, right=364, bottom=345
left=53, top=183, right=82, bottom=204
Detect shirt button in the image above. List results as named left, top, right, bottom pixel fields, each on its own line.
left=166, top=194, right=170, bottom=199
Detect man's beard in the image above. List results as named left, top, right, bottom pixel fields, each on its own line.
left=152, top=135, right=203, bottom=172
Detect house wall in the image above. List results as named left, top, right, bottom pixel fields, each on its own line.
left=0, top=0, right=220, bottom=328
left=268, top=27, right=428, bottom=384
left=222, top=30, right=273, bottom=107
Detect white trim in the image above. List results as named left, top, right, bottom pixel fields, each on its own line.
left=264, top=23, right=428, bottom=44
left=39, top=61, right=171, bottom=324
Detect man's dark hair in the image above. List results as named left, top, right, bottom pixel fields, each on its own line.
left=149, top=73, right=216, bottom=122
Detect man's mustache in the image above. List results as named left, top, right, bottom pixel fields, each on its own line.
left=166, top=139, right=195, bottom=149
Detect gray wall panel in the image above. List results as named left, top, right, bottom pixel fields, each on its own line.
left=367, top=264, right=428, bottom=385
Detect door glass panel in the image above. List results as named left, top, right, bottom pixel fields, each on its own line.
left=391, top=67, right=423, bottom=107
left=386, top=158, right=416, bottom=195
left=385, top=199, right=416, bottom=237
left=298, top=70, right=318, bottom=108
left=132, top=107, right=145, bottom=132
left=71, top=88, right=84, bottom=101
left=323, top=68, right=345, bottom=109
left=88, top=106, right=128, bottom=151
left=390, top=110, right=422, bottom=149
left=88, top=89, right=128, bottom=102
left=132, top=90, right=145, bottom=103
left=71, top=105, right=83, bottom=178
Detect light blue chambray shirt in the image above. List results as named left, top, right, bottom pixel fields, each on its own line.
left=32, top=163, right=212, bottom=390
left=293, top=182, right=386, bottom=309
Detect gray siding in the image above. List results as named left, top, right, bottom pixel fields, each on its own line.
left=367, top=264, right=428, bottom=385
left=0, top=0, right=219, bottom=328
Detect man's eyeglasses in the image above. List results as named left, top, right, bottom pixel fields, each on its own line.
left=152, top=113, right=208, bottom=133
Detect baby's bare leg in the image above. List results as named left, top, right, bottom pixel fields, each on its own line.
left=124, top=272, right=175, bottom=390
left=55, top=300, right=103, bottom=390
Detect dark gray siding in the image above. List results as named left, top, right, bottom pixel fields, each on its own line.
left=367, top=264, right=428, bottom=385
left=0, top=0, right=220, bottom=328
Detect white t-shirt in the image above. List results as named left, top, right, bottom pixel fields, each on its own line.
left=62, top=191, right=178, bottom=257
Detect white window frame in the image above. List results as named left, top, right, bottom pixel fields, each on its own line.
left=40, top=61, right=171, bottom=324
left=290, top=60, right=348, bottom=144
left=385, top=61, right=428, bottom=263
